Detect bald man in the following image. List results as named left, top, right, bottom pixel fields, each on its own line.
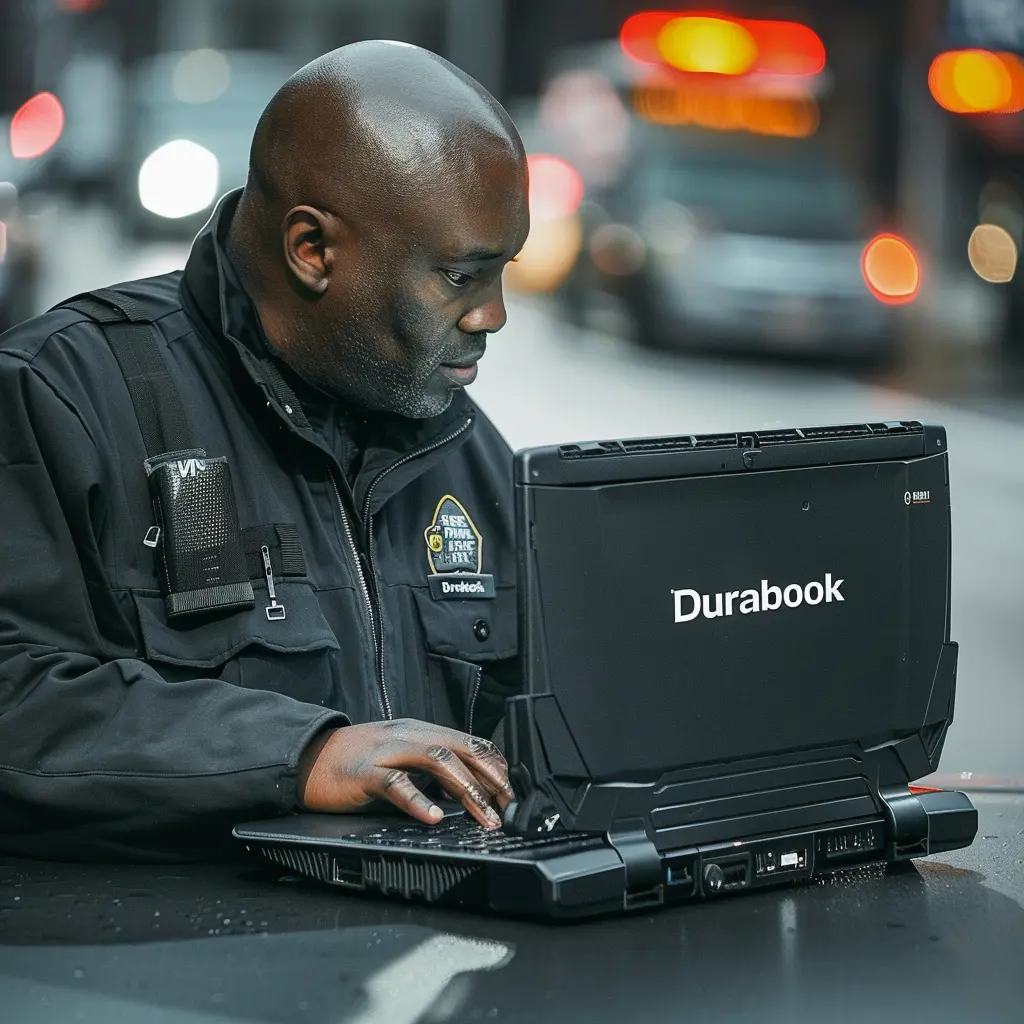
left=0, top=43, right=530, bottom=860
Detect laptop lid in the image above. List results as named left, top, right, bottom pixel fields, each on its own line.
left=512, top=421, right=952, bottom=788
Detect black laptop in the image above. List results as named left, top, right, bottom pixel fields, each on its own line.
left=234, top=420, right=978, bottom=918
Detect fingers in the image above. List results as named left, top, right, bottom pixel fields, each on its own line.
left=420, top=745, right=503, bottom=829
left=373, top=768, right=444, bottom=825
left=458, top=735, right=517, bottom=811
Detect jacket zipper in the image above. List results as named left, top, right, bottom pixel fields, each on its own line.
left=329, top=469, right=386, bottom=717
left=466, top=664, right=483, bottom=735
left=330, top=413, right=473, bottom=721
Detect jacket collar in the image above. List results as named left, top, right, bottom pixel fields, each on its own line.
left=179, top=190, right=477, bottom=513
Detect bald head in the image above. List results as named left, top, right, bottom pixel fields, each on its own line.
left=227, top=41, right=529, bottom=418
left=246, top=42, right=521, bottom=218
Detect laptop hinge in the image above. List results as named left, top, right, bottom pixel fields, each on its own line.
left=879, top=785, right=930, bottom=859
left=607, top=818, right=664, bottom=910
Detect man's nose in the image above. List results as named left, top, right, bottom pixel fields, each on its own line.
left=458, top=281, right=507, bottom=335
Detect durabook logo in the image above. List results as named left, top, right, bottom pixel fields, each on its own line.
left=672, top=575, right=845, bottom=623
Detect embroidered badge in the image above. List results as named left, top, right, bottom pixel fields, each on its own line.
left=424, top=495, right=495, bottom=600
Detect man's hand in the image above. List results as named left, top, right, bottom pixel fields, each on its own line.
left=297, top=719, right=515, bottom=829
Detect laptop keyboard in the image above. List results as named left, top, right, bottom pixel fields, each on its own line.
left=353, top=817, right=583, bottom=855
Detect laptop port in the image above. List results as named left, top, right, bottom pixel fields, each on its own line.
left=331, top=855, right=365, bottom=890
left=755, top=846, right=808, bottom=877
left=720, top=861, right=748, bottom=888
left=666, top=864, right=693, bottom=887
left=702, top=854, right=750, bottom=893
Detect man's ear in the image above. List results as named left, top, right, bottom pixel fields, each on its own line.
left=282, top=206, right=337, bottom=295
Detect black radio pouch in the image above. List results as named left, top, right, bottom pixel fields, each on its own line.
left=56, top=289, right=255, bottom=620
left=145, top=450, right=256, bottom=619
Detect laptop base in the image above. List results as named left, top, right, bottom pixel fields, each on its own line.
left=234, top=788, right=976, bottom=920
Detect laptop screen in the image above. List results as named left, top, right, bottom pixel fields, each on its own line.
left=522, top=452, right=950, bottom=780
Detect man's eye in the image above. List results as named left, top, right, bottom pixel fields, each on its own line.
left=442, top=270, right=473, bottom=287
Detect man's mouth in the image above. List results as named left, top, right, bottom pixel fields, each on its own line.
left=440, top=362, right=479, bottom=385
left=440, top=349, right=485, bottom=386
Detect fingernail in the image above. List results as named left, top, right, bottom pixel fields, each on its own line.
left=428, top=804, right=443, bottom=820
left=485, top=807, right=501, bottom=828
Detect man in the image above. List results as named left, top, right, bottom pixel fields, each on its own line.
left=0, top=42, right=530, bottom=860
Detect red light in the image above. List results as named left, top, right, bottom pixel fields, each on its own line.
left=861, top=233, right=921, bottom=304
left=620, top=11, right=826, bottom=78
left=908, top=785, right=944, bottom=794
left=526, top=155, right=584, bottom=223
left=620, top=11, right=678, bottom=65
left=57, top=0, right=107, bottom=11
left=10, top=92, right=65, bottom=160
left=746, top=20, right=826, bottom=77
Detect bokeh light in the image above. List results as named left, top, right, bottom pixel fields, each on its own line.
left=589, top=223, right=647, bottom=276
left=173, top=49, right=232, bottom=104
left=138, top=140, right=220, bottom=219
left=861, top=234, right=921, bottom=304
left=56, top=0, right=106, bottom=10
left=621, top=12, right=825, bottom=79
left=929, top=50, right=1024, bottom=114
left=10, top=92, right=66, bottom=160
left=526, top=154, right=584, bottom=224
left=968, top=224, right=1018, bottom=283
left=504, top=155, right=585, bottom=293
left=658, top=16, right=758, bottom=76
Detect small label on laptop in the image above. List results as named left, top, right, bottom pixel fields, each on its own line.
left=428, top=574, right=495, bottom=600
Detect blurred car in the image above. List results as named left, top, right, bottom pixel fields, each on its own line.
left=118, top=49, right=296, bottom=240
left=572, top=129, right=895, bottom=362
left=533, top=39, right=900, bottom=363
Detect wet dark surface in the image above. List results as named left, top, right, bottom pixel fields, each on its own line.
left=0, top=793, right=1022, bottom=1023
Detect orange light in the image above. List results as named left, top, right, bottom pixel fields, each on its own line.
left=621, top=11, right=825, bottom=78
left=10, top=92, right=65, bottom=159
left=633, top=79, right=819, bottom=138
left=658, top=16, right=758, bottom=76
left=526, top=154, right=584, bottom=223
left=929, top=50, right=1024, bottom=113
left=861, top=234, right=920, bottom=304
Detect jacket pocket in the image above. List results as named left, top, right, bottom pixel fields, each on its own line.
left=132, top=581, right=341, bottom=704
left=412, top=586, right=516, bottom=735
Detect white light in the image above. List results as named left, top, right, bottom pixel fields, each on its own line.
left=138, top=140, right=219, bottom=219
left=173, top=49, right=231, bottom=104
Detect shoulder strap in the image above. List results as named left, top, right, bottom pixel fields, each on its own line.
left=58, top=289, right=195, bottom=457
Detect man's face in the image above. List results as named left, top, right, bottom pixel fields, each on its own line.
left=290, top=147, right=529, bottom=418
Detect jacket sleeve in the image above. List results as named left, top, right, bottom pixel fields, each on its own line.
left=0, top=352, right=346, bottom=861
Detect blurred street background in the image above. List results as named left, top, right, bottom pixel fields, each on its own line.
left=1, top=0, right=1022, bottom=786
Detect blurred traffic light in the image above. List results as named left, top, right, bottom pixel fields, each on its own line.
left=10, top=92, right=65, bottom=160
left=620, top=12, right=825, bottom=79
left=928, top=50, right=1024, bottom=114
left=861, top=234, right=921, bottom=305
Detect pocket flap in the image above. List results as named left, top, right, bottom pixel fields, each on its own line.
left=412, top=584, right=516, bottom=662
left=133, top=581, right=340, bottom=669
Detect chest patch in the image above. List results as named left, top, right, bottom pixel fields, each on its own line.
left=424, top=494, right=495, bottom=600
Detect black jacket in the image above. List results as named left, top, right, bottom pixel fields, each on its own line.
left=0, top=192, right=519, bottom=860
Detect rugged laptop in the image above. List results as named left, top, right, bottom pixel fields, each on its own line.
left=234, top=420, right=978, bottom=918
